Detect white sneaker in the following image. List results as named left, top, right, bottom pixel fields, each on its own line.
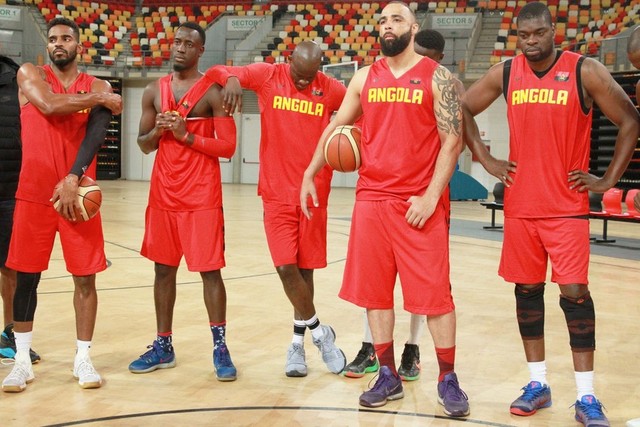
left=73, top=354, right=102, bottom=389
left=285, top=343, right=307, bottom=377
left=2, top=353, right=34, bottom=393
left=312, top=325, right=346, bottom=374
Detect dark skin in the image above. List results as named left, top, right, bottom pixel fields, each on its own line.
left=137, top=26, right=230, bottom=331
left=462, top=15, right=639, bottom=371
left=627, top=27, right=640, bottom=212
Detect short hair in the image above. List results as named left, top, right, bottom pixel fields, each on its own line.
left=415, top=29, right=445, bottom=53
left=517, top=1, right=553, bottom=26
left=179, top=22, right=206, bottom=45
left=627, top=26, right=640, bottom=54
left=47, top=17, right=80, bottom=41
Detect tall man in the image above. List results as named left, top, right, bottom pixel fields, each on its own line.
left=209, top=41, right=347, bottom=377
left=462, top=3, right=639, bottom=425
left=2, top=17, right=122, bottom=392
left=129, top=22, right=238, bottom=381
left=0, top=54, right=40, bottom=364
left=301, top=3, right=469, bottom=417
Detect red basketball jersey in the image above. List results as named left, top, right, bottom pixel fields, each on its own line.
left=504, top=51, right=592, bottom=218
left=148, top=74, right=225, bottom=211
left=16, top=66, right=96, bottom=205
left=218, top=63, right=346, bottom=207
left=358, top=57, right=441, bottom=201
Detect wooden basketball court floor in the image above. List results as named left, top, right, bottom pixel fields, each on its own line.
left=1, top=180, right=638, bottom=426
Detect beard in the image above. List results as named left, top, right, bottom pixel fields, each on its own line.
left=49, top=49, right=77, bottom=69
left=173, top=62, right=187, bottom=72
left=380, top=29, right=412, bottom=57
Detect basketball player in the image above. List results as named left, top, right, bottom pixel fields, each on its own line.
left=343, top=29, right=465, bottom=382
left=2, top=17, right=122, bottom=392
left=130, top=22, right=238, bottom=381
left=207, top=41, right=348, bottom=377
left=301, top=3, right=469, bottom=417
left=462, top=3, right=639, bottom=425
left=627, top=26, right=640, bottom=213
left=0, top=54, right=40, bottom=365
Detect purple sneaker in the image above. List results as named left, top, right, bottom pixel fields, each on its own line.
left=574, top=395, right=609, bottom=427
left=437, top=372, right=470, bottom=417
left=359, top=366, right=404, bottom=407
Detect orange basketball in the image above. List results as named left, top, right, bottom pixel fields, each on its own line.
left=323, top=125, right=362, bottom=172
left=53, top=175, right=102, bottom=222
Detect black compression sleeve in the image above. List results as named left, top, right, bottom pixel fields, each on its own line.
left=69, top=106, right=112, bottom=177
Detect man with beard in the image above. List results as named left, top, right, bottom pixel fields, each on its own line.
left=2, top=17, right=122, bottom=392
left=129, top=22, right=240, bottom=381
left=209, top=41, right=347, bottom=378
left=462, top=2, right=639, bottom=425
left=301, top=2, right=469, bottom=417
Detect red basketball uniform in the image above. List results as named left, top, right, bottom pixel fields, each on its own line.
left=141, top=74, right=234, bottom=271
left=340, top=57, right=454, bottom=314
left=7, top=65, right=106, bottom=275
left=499, top=51, right=592, bottom=285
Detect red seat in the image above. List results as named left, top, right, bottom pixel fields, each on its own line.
left=624, top=189, right=640, bottom=217
left=602, top=188, right=623, bottom=215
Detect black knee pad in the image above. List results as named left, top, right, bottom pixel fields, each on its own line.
left=559, top=292, right=595, bottom=352
left=13, top=272, right=41, bottom=322
left=514, top=283, right=545, bottom=340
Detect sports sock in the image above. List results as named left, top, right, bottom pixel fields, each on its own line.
left=374, top=341, right=397, bottom=376
left=528, top=360, right=548, bottom=385
left=436, top=346, right=456, bottom=381
left=210, top=322, right=227, bottom=350
left=76, top=340, right=91, bottom=357
left=304, top=315, right=323, bottom=340
left=292, top=319, right=306, bottom=345
left=575, top=370, right=595, bottom=400
left=156, top=332, right=172, bottom=351
left=407, top=314, right=425, bottom=344
left=14, top=331, right=32, bottom=358
left=362, top=310, right=373, bottom=344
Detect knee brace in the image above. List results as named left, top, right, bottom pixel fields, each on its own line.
left=13, top=272, right=41, bottom=322
left=559, top=292, right=595, bottom=352
left=514, top=283, right=545, bottom=340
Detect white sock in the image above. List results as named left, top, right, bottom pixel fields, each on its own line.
left=407, top=314, right=425, bottom=344
left=76, top=340, right=92, bottom=357
left=14, top=332, right=33, bottom=359
left=528, top=361, right=547, bottom=385
left=362, top=310, right=373, bottom=344
left=575, top=371, right=595, bottom=400
left=292, top=320, right=305, bottom=345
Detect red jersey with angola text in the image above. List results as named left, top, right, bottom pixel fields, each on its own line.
left=148, top=74, right=227, bottom=211
left=16, top=65, right=96, bottom=205
left=505, top=51, right=592, bottom=218
left=358, top=57, right=441, bottom=201
left=222, top=63, right=346, bottom=207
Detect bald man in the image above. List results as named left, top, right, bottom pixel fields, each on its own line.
left=627, top=26, right=640, bottom=212
left=302, top=2, right=469, bottom=416
left=207, top=42, right=348, bottom=377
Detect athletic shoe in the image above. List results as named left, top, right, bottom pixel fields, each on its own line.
left=312, top=325, right=346, bottom=374
left=73, top=354, right=102, bottom=389
left=342, top=342, right=379, bottom=378
left=0, top=323, right=41, bottom=364
left=437, top=372, right=470, bottom=417
left=509, top=381, right=552, bottom=416
left=128, top=340, right=176, bottom=374
left=2, top=352, right=34, bottom=393
left=359, top=365, right=404, bottom=407
left=574, top=395, right=610, bottom=426
left=285, top=343, right=307, bottom=377
left=398, top=343, right=421, bottom=381
left=213, top=344, right=237, bottom=382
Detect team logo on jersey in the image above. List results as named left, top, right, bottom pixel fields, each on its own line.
left=409, top=78, right=421, bottom=85
left=367, top=87, right=424, bottom=104
left=272, top=96, right=325, bottom=116
left=554, top=71, right=570, bottom=82
left=311, top=89, right=324, bottom=96
left=511, top=88, right=569, bottom=105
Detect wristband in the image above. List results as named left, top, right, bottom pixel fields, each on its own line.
left=179, top=132, right=190, bottom=143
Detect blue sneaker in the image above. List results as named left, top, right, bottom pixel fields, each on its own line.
left=0, top=324, right=41, bottom=364
left=574, top=395, right=609, bottom=427
left=510, top=381, right=552, bottom=416
left=359, top=366, right=404, bottom=407
left=438, top=372, right=470, bottom=417
left=213, top=344, right=237, bottom=382
left=128, top=340, right=176, bottom=374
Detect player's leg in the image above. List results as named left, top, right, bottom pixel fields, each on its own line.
left=546, top=217, right=607, bottom=426
left=343, top=310, right=378, bottom=378
left=131, top=207, right=181, bottom=374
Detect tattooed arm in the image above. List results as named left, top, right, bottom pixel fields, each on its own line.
left=405, top=65, right=463, bottom=228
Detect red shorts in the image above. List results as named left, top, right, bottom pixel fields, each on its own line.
left=339, top=199, right=454, bottom=315
left=262, top=202, right=327, bottom=269
left=6, top=199, right=106, bottom=275
left=141, top=207, right=225, bottom=272
left=499, top=217, right=590, bottom=285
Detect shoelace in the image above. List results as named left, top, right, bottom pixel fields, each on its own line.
left=4, top=362, right=31, bottom=383
left=573, top=400, right=607, bottom=419
left=399, top=349, right=417, bottom=370
left=75, top=358, right=100, bottom=379
left=365, top=370, right=394, bottom=393
left=442, top=378, right=468, bottom=402
left=351, top=346, right=373, bottom=366
left=520, top=384, right=545, bottom=400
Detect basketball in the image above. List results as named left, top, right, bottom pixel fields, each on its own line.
left=324, top=125, right=362, bottom=172
left=53, top=175, right=102, bottom=222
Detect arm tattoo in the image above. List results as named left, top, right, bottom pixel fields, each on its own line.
left=433, top=66, right=462, bottom=137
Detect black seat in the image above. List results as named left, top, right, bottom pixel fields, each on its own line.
left=493, top=182, right=505, bottom=204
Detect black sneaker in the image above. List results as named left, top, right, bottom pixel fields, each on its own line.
left=0, top=324, right=41, bottom=364
left=398, top=343, right=420, bottom=381
left=342, top=342, right=379, bottom=378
